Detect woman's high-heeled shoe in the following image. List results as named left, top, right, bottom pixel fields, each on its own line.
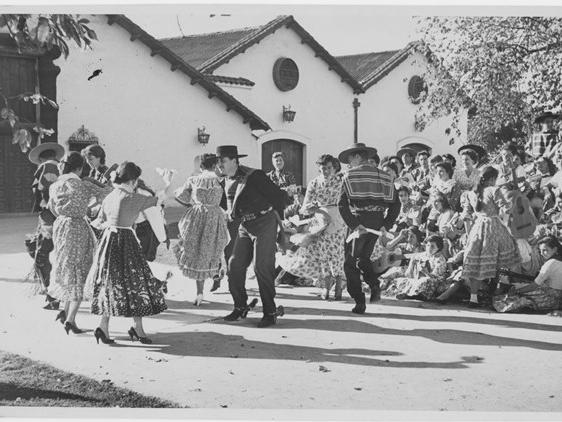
left=64, top=321, right=83, bottom=335
left=210, top=275, right=221, bottom=292
left=127, top=327, right=153, bottom=344
left=55, top=310, right=67, bottom=325
left=194, top=294, right=204, bottom=307
left=94, top=327, right=115, bottom=344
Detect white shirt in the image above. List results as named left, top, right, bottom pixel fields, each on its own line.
left=535, top=259, right=562, bottom=290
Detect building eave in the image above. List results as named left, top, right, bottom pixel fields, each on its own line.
left=106, top=14, right=270, bottom=131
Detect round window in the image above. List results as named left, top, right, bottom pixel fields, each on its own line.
left=273, top=58, right=299, bottom=92
left=408, top=75, right=428, bottom=104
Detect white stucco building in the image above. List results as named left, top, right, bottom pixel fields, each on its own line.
left=0, top=13, right=468, bottom=214
left=54, top=14, right=270, bottom=191
left=161, top=15, right=468, bottom=184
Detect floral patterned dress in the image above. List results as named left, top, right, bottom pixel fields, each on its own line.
left=173, top=171, right=230, bottom=280
left=386, top=251, right=448, bottom=300
left=48, top=174, right=111, bottom=302
left=277, top=173, right=346, bottom=281
left=453, top=167, right=480, bottom=191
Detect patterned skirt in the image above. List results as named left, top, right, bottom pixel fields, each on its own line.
left=462, top=215, right=520, bottom=281
left=85, top=228, right=167, bottom=317
left=493, top=286, right=562, bottom=313
left=387, top=275, right=446, bottom=300
left=277, top=228, right=346, bottom=281
left=49, top=216, right=96, bottom=302
left=173, top=204, right=229, bottom=280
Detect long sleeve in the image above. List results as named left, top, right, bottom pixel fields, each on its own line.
left=250, top=170, right=289, bottom=217
left=338, top=189, right=360, bottom=231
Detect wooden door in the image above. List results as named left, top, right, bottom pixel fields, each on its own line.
left=0, top=55, right=39, bottom=213
left=261, top=139, right=304, bottom=186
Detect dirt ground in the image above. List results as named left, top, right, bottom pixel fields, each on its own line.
left=1, top=215, right=562, bottom=415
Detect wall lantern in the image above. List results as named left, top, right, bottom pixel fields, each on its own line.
left=197, top=126, right=210, bottom=144
left=282, top=105, right=296, bottom=123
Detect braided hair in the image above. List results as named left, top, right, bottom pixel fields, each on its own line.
left=474, top=166, right=499, bottom=212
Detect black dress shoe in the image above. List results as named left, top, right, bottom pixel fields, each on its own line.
left=257, top=314, right=277, bottom=328
left=351, top=303, right=366, bottom=314
left=494, top=283, right=511, bottom=296
left=224, top=308, right=245, bottom=321
left=467, top=301, right=481, bottom=309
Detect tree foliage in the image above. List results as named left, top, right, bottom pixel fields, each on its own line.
left=0, top=14, right=97, bottom=152
left=415, top=16, right=562, bottom=150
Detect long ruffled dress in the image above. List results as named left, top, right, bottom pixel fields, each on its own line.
left=173, top=171, right=229, bottom=280
left=86, top=186, right=167, bottom=317
left=277, top=174, right=346, bottom=282
left=462, top=187, right=521, bottom=280
left=48, top=174, right=111, bottom=302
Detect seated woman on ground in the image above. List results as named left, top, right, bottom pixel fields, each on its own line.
left=493, top=235, right=562, bottom=314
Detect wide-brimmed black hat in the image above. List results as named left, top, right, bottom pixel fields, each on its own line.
left=216, top=145, right=247, bottom=159
left=28, top=142, right=65, bottom=165
left=458, top=144, right=486, bottom=161
left=534, top=111, right=560, bottom=124
left=338, top=142, right=378, bottom=164
left=397, top=148, right=416, bottom=160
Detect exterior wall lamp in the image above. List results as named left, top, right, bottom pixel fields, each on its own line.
left=282, top=105, right=296, bottom=122
left=197, top=126, right=210, bottom=144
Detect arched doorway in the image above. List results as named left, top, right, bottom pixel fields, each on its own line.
left=261, top=139, right=304, bottom=186
left=396, top=136, right=434, bottom=156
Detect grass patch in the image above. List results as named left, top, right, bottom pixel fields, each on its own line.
left=0, top=351, right=182, bottom=407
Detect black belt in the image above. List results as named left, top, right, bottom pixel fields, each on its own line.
left=240, top=207, right=273, bottom=223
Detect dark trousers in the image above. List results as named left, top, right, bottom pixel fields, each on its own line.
left=227, top=211, right=277, bottom=315
left=135, top=220, right=159, bottom=262
left=35, top=235, right=54, bottom=289
left=344, top=211, right=385, bottom=304
left=224, top=218, right=241, bottom=263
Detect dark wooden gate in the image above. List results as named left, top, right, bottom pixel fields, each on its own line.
left=0, top=55, right=39, bottom=213
left=261, top=139, right=304, bottom=186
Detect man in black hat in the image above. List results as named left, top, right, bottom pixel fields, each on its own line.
left=338, top=143, right=400, bottom=314
left=216, top=145, right=291, bottom=327
left=527, top=111, right=560, bottom=159
left=27, top=142, right=64, bottom=309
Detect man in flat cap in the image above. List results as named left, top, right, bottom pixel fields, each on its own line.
left=338, top=142, right=400, bottom=314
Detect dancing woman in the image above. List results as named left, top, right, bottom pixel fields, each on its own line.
left=86, top=162, right=173, bottom=344
left=48, top=152, right=111, bottom=334
left=277, top=154, right=347, bottom=300
left=461, top=166, right=521, bottom=308
left=174, top=153, right=230, bottom=306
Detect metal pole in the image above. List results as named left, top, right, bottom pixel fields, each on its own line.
left=353, top=98, right=360, bottom=144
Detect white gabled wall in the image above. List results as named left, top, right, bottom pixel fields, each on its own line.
left=212, top=26, right=357, bottom=183
left=358, top=51, right=468, bottom=158
left=54, top=14, right=258, bottom=191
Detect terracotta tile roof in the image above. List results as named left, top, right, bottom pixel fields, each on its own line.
left=336, top=50, right=401, bottom=84
left=106, top=15, right=270, bottom=131
left=160, top=15, right=364, bottom=94
left=206, top=75, right=255, bottom=86
left=160, top=27, right=257, bottom=69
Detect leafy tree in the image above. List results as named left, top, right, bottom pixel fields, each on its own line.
left=415, top=16, right=562, bottom=151
left=0, top=14, right=97, bottom=152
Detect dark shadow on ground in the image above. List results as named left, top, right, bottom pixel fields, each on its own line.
left=0, top=382, right=97, bottom=403
left=144, top=330, right=481, bottom=369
